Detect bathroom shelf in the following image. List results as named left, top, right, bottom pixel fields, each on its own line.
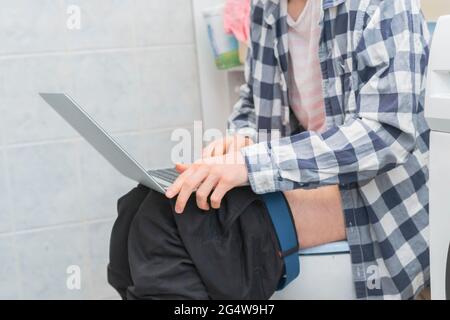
left=193, top=0, right=246, bottom=133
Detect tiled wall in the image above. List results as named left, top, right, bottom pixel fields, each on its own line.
left=0, top=0, right=202, bottom=299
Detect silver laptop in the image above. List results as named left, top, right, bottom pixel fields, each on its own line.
left=39, top=93, right=179, bottom=194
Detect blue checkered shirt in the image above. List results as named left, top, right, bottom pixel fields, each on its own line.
left=228, top=0, right=430, bottom=299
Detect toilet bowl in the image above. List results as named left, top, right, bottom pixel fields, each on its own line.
left=271, top=241, right=355, bottom=300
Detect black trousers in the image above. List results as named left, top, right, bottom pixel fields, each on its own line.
left=107, top=185, right=284, bottom=300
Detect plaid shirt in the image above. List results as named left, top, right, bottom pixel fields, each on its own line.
left=228, top=0, right=430, bottom=299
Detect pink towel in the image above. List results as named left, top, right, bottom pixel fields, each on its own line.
left=223, top=0, right=251, bottom=43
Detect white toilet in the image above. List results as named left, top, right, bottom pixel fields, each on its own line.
left=271, top=241, right=355, bottom=300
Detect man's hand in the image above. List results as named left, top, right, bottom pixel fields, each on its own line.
left=165, top=151, right=249, bottom=214
left=202, top=134, right=253, bottom=158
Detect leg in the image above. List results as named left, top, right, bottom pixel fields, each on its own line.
left=173, top=187, right=284, bottom=300
left=108, top=185, right=151, bottom=299
left=127, top=190, right=210, bottom=300
left=125, top=187, right=283, bottom=300
left=284, top=185, right=346, bottom=249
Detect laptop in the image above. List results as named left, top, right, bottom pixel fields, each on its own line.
left=39, top=93, right=180, bottom=194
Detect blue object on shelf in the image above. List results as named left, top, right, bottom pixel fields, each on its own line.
left=428, top=22, right=437, bottom=35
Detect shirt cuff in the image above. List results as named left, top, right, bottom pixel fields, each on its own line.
left=241, top=141, right=281, bottom=194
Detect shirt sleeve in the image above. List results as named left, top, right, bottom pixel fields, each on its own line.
left=242, top=0, right=430, bottom=194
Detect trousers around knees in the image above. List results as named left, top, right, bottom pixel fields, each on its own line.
left=107, top=185, right=284, bottom=300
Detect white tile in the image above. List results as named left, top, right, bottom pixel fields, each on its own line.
left=0, top=0, right=203, bottom=301
left=0, top=236, right=20, bottom=299
left=79, top=134, right=142, bottom=221
left=133, top=0, right=195, bottom=47
left=68, top=51, right=142, bottom=134
left=86, top=220, right=120, bottom=299
left=0, top=151, right=12, bottom=234
left=0, top=55, right=78, bottom=144
left=0, top=0, right=66, bottom=55
left=16, top=225, right=90, bottom=300
left=62, top=0, right=135, bottom=50
left=7, top=141, right=84, bottom=230
left=137, top=47, right=202, bottom=130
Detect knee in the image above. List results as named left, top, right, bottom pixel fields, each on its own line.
left=117, top=185, right=151, bottom=215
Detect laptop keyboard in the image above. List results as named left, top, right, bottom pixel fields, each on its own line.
left=148, top=168, right=180, bottom=184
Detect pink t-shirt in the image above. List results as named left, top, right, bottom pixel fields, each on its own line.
left=286, top=0, right=326, bottom=133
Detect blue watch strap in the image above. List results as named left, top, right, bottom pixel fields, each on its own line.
left=261, top=192, right=300, bottom=290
